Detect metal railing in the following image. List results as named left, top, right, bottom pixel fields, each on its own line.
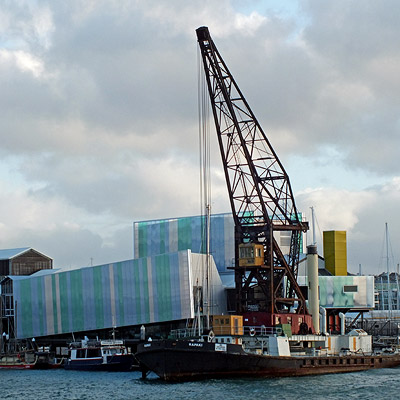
left=169, top=325, right=282, bottom=339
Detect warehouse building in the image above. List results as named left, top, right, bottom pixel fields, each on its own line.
left=0, top=247, right=52, bottom=277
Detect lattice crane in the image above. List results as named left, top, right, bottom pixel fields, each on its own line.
left=196, top=26, right=309, bottom=320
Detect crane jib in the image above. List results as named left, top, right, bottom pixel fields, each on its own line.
left=196, top=26, right=310, bottom=326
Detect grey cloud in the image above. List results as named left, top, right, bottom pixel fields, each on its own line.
left=1, top=1, right=400, bottom=269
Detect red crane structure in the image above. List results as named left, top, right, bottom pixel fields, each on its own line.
left=196, top=26, right=312, bottom=331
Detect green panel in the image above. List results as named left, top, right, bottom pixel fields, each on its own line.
left=156, top=254, right=172, bottom=321
left=19, top=279, right=33, bottom=338
left=319, top=278, right=327, bottom=307
left=93, top=266, right=104, bottom=329
left=37, top=278, right=44, bottom=337
left=178, top=217, right=192, bottom=251
left=138, top=223, right=147, bottom=258
left=52, top=275, right=58, bottom=334
left=70, top=270, right=84, bottom=332
left=333, top=277, right=354, bottom=307
left=133, top=259, right=141, bottom=323
left=142, top=258, right=151, bottom=322
left=160, top=220, right=166, bottom=254
left=59, top=273, right=69, bottom=333
left=116, top=262, right=124, bottom=326
left=141, top=259, right=150, bottom=323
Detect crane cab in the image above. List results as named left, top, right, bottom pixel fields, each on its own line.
left=238, top=243, right=264, bottom=267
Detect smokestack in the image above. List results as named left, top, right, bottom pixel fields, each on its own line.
left=307, top=244, right=319, bottom=333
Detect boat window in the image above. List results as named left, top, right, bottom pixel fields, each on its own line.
left=76, top=349, right=86, bottom=358
left=87, top=349, right=101, bottom=357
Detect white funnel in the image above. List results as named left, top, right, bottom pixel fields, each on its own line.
left=307, top=244, right=319, bottom=333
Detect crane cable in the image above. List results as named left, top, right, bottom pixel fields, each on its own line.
left=197, top=46, right=212, bottom=329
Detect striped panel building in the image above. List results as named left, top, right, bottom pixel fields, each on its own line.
left=12, top=250, right=225, bottom=339
left=133, top=213, right=235, bottom=274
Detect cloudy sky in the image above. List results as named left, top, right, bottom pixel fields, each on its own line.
left=1, top=0, right=399, bottom=275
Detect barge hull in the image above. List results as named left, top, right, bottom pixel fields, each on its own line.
left=136, top=340, right=400, bottom=382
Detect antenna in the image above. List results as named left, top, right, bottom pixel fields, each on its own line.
left=310, top=206, right=316, bottom=245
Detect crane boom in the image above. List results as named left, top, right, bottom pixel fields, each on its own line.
left=196, top=26, right=309, bottom=318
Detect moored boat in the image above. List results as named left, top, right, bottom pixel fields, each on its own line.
left=136, top=333, right=400, bottom=382
left=136, top=318, right=400, bottom=382
left=0, top=350, right=63, bottom=369
left=0, top=353, right=36, bottom=369
left=64, top=338, right=135, bottom=371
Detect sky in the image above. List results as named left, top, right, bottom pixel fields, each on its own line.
left=1, top=0, right=399, bottom=275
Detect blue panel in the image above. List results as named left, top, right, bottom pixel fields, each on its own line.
left=125, top=260, right=137, bottom=325
left=150, top=223, right=161, bottom=258
left=82, top=267, right=95, bottom=331
left=31, top=278, right=40, bottom=337
left=191, top=216, right=204, bottom=254
left=66, top=273, right=73, bottom=333
left=101, top=265, right=112, bottom=328
left=151, top=256, right=159, bottom=322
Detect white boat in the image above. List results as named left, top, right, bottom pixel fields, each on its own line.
left=64, top=338, right=135, bottom=371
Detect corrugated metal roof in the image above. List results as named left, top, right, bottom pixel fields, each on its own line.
left=0, top=248, right=30, bottom=260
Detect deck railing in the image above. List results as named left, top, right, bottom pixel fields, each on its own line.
left=169, top=325, right=282, bottom=339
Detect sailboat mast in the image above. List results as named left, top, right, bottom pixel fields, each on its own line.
left=310, top=206, right=316, bottom=245
left=206, top=204, right=211, bottom=330
left=386, top=222, right=392, bottom=316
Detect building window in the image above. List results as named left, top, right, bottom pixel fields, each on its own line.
left=343, top=285, right=358, bottom=293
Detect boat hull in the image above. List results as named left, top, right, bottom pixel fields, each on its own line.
left=64, top=354, right=135, bottom=372
left=0, top=363, right=36, bottom=369
left=136, top=340, right=400, bottom=382
left=0, top=353, right=62, bottom=369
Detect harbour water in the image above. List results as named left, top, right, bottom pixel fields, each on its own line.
left=1, top=368, right=400, bottom=400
